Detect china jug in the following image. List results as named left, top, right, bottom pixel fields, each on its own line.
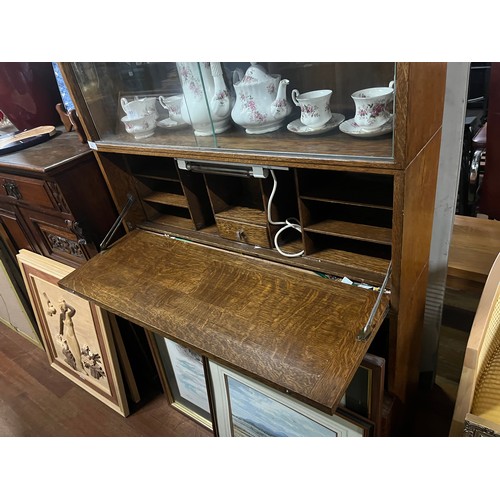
left=176, top=62, right=231, bottom=136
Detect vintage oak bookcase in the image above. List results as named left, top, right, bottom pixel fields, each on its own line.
left=58, top=62, right=447, bottom=432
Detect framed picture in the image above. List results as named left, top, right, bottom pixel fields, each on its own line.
left=340, top=353, right=385, bottom=435
left=16, top=249, right=129, bottom=417
left=0, top=242, right=42, bottom=348
left=209, top=360, right=367, bottom=437
left=148, top=332, right=213, bottom=430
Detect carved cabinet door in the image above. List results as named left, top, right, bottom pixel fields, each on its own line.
left=17, top=206, right=96, bottom=266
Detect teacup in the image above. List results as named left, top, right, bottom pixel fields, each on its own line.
left=121, top=96, right=158, bottom=119
left=351, top=81, right=394, bottom=130
left=291, top=89, right=333, bottom=129
left=121, top=114, right=157, bottom=140
left=159, top=94, right=186, bottom=124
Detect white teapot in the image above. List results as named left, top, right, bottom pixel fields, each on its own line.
left=176, top=62, right=231, bottom=136
left=231, top=63, right=292, bottom=134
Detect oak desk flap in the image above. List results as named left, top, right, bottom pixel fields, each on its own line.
left=59, top=229, right=389, bottom=414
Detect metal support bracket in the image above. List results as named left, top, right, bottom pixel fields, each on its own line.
left=356, top=261, right=392, bottom=342
left=100, top=193, right=135, bottom=251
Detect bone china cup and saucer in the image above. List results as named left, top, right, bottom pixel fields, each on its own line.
left=340, top=81, right=395, bottom=138
left=158, top=94, right=189, bottom=129
left=291, top=88, right=333, bottom=129
left=121, top=96, right=158, bottom=120
left=350, top=81, right=394, bottom=129
left=121, top=96, right=158, bottom=139
left=287, top=113, right=345, bottom=136
left=339, top=115, right=394, bottom=138
left=121, top=114, right=157, bottom=140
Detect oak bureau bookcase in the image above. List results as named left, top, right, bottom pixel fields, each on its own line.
left=58, top=62, right=447, bottom=434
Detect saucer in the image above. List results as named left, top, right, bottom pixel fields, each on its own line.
left=339, top=116, right=393, bottom=138
left=287, top=113, right=345, bottom=136
left=157, top=117, right=189, bottom=129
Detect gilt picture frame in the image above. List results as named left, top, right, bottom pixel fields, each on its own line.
left=16, top=249, right=129, bottom=416
left=209, top=360, right=366, bottom=437
left=148, top=332, right=213, bottom=430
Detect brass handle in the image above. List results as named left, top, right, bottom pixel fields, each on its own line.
left=65, top=219, right=87, bottom=246
left=236, top=229, right=246, bottom=241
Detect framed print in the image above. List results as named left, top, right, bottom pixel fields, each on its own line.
left=209, top=360, right=365, bottom=437
left=340, top=353, right=385, bottom=435
left=148, top=332, right=213, bottom=430
left=16, top=249, right=129, bottom=417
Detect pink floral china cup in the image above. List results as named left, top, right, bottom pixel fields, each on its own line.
left=121, top=96, right=158, bottom=120
left=351, top=81, right=395, bottom=130
left=121, top=114, right=157, bottom=140
left=291, top=89, right=333, bottom=129
left=159, top=95, right=186, bottom=124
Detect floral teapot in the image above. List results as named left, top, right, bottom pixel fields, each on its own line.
left=231, top=63, right=292, bottom=134
left=176, top=62, right=232, bottom=136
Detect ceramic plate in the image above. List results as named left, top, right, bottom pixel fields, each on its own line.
left=339, top=116, right=393, bottom=138
left=157, top=118, right=189, bottom=129
left=287, top=113, right=345, bottom=136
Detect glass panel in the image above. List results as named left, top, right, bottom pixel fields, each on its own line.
left=219, top=62, right=396, bottom=159
left=153, top=334, right=212, bottom=427
left=70, top=62, right=217, bottom=149
left=226, top=375, right=338, bottom=437
left=70, top=62, right=396, bottom=160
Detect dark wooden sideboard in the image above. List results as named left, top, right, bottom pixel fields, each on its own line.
left=0, top=129, right=121, bottom=266
left=0, top=128, right=161, bottom=411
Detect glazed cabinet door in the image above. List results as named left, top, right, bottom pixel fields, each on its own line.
left=60, top=62, right=397, bottom=162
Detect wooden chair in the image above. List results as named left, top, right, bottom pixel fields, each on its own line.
left=450, top=251, right=500, bottom=436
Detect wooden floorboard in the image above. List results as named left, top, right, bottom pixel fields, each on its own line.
left=0, top=320, right=212, bottom=437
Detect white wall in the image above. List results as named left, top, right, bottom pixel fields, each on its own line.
left=420, top=62, right=470, bottom=381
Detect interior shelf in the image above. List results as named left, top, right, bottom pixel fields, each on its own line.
left=150, top=213, right=196, bottom=230
left=304, top=220, right=392, bottom=246
left=143, top=192, right=189, bottom=208
left=297, top=171, right=394, bottom=208
left=134, top=171, right=180, bottom=182
left=299, top=195, right=393, bottom=212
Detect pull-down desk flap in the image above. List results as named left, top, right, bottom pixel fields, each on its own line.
left=59, top=229, right=390, bottom=415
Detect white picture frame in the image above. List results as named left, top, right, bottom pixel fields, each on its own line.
left=209, top=360, right=365, bottom=437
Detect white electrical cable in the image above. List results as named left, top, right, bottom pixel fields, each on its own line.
left=267, top=170, right=304, bottom=258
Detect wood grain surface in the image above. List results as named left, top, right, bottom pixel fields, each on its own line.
left=59, top=229, right=389, bottom=414
left=0, top=128, right=91, bottom=174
